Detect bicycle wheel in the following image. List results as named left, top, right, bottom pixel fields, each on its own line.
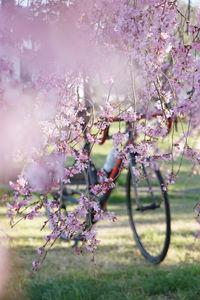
left=45, top=171, right=90, bottom=242
left=46, top=172, right=86, bottom=210
left=46, top=160, right=99, bottom=242
left=126, top=158, right=171, bottom=264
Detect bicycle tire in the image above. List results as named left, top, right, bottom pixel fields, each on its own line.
left=126, top=159, right=171, bottom=264
left=45, top=171, right=91, bottom=240
left=46, top=172, right=87, bottom=211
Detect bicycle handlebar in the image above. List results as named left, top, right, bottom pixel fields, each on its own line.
left=98, top=113, right=173, bottom=145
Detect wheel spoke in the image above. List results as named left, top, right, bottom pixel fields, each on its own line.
left=126, top=164, right=171, bottom=264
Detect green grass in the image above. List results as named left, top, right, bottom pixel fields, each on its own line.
left=1, top=181, right=200, bottom=300
left=0, top=134, right=200, bottom=300
left=27, top=265, right=200, bottom=300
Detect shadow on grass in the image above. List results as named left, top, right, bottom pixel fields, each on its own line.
left=2, top=186, right=200, bottom=300
left=26, top=264, right=200, bottom=300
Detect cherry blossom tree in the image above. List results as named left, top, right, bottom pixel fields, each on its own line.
left=0, top=0, right=199, bottom=271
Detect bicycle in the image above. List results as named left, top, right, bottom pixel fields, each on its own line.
left=51, top=109, right=172, bottom=264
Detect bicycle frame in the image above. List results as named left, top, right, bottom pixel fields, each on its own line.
left=84, top=113, right=173, bottom=211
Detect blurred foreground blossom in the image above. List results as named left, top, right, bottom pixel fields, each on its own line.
left=0, top=228, right=10, bottom=296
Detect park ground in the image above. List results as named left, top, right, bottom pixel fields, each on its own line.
left=0, top=131, right=200, bottom=300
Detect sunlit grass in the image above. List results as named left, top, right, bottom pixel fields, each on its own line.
left=0, top=136, right=200, bottom=299
left=0, top=180, right=200, bottom=300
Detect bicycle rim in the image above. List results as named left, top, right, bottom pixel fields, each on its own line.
left=126, top=165, right=171, bottom=264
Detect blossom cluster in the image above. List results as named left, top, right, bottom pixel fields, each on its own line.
left=0, top=0, right=199, bottom=271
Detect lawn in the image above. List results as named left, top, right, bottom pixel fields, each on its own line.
left=0, top=134, right=200, bottom=300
